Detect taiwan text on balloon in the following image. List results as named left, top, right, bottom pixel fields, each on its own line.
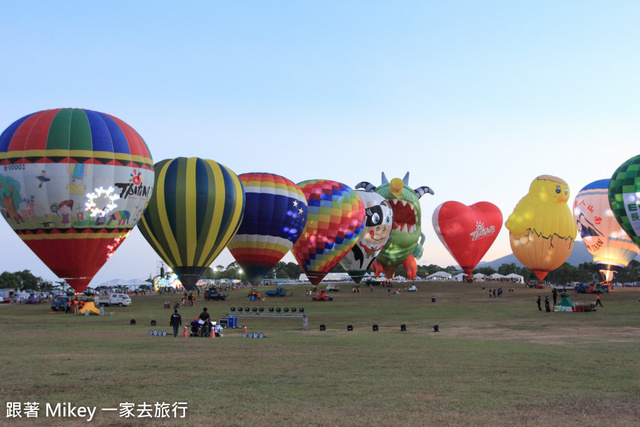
left=0, top=108, right=154, bottom=293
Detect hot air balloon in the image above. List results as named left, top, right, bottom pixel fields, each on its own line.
left=356, top=172, right=434, bottom=281
left=574, top=179, right=639, bottom=282
left=291, top=179, right=365, bottom=286
left=339, top=191, right=393, bottom=284
left=432, top=201, right=502, bottom=276
left=609, top=155, right=640, bottom=250
left=0, top=108, right=154, bottom=293
left=137, top=157, right=244, bottom=290
left=227, top=173, right=307, bottom=286
left=505, top=175, right=577, bottom=281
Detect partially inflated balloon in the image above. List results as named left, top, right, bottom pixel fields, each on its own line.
left=227, top=173, right=307, bottom=286
left=0, top=108, right=154, bottom=293
left=609, top=155, right=640, bottom=251
left=574, top=179, right=639, bottom=282
left=433, top=201, right=502, bottom=275
left=339, top=191, right=393, bottom=284
left=138, top=157, right=244, bottom=290
left=291, top=180, right=365, bottom=286
left=506, top=175, right=577, bottom=280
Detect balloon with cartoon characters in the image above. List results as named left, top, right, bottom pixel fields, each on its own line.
left=0, top=108, right=154, bottom=293
left=505, top=175, right=577, bottom=281
left=574, top=179, right=640, bottom=282
left=339, top=191, right=393, bottom=284
left=291, top=179, right=365, bottom=286
left=356, top=172, right=434, bottom=281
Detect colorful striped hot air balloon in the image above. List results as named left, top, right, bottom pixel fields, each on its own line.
left=227, top=173, right=307, bottom=286
left=291, top=179, right=365, bottom=286
left=137, top=157, right=245, bottom=290
left=574, top=179, right=639, bottom=282
left=0, top=108, right=154, bottom=293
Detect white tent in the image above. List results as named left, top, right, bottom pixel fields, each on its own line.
left=505, top=273, right=524, bottom=283
left=472, top=273, right=487, bottom=281
left=490, top=273, right=506, bottom=280
left=426, top=271, right=452, bottom=280
left=452, top=273, right=467, bottom=281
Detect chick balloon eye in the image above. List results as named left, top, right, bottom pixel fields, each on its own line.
left=385, top=216, right=391, bottom=224
left=372, top=213, right=381, bottom=224
left=564, top=188, right=569, bottom=196
left=555, top=186, right=561, bottom=194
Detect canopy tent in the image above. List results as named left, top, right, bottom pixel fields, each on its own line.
left=490, top=273, right=507, bottom=280
left=298, top=272, right=352, bottom=282
left=505, top=273, right=524, bottom=283
left=426, top=271, right=452, bottom=280
left=452, top=273, right=467, bottom=281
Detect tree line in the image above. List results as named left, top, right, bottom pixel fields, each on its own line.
left=4, top=260, right=640, bottom=291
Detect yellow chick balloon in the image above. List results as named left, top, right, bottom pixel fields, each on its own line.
left=506, top=175, right=578, bottom=280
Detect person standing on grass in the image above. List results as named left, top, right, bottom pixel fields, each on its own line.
left=536, top=295, right=542, bottom=311
left=545, top=296, right=551, bottom=312
left=170, top=309, right=182, bottom=337
left=595, top=294, right=603, bottom=307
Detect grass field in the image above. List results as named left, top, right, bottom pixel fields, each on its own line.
left=1, top=282, right=639, bottom=426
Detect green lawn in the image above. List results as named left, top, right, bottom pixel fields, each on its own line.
left=1, top=282, right=639, bottom=426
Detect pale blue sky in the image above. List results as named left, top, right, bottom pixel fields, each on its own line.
left=1, top=1, right=640, bottom=284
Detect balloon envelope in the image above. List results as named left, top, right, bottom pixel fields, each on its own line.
left=227, top=173, right=307, bottom=286
left=291, top=179, right=365, bottom=286
left=574, top=179, right=639, bottom=281
left=433, top=201, right=502, bottom=275
left=0, top=108, right=154, bottom=292
left=339, top=191, right=393, bottom=283
left=137, top=157, right=245, bottom=290
left=505, top=175, right=577, bottom=281
left=609, top=156, right=640, bottom=250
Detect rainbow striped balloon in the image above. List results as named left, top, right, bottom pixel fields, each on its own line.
left=227, top=173, right=307, bottom=286
left=291, top=179, right=365, bottom=286
left=138, top=157, right=245, bottom=290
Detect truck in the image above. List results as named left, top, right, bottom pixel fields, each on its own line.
left=51, top=295, right=69, bottom=311
left=265, top=287, right=287, bottom=297
left=326, top=284, right=340, bottom=292
left=94, top=293, right=132, bottom=307
left=204, top=288, right=228, bottom=301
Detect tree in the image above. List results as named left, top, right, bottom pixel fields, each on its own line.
left=474, top=266, right=496, bottom=276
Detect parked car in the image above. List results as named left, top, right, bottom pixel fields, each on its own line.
left=204, top=288, right=228, bottom=301
left=51, top=296, right=70, bottom=311
left=95, top=293, right=132, bottom=307
left=265, top=287, right=287, bottom=297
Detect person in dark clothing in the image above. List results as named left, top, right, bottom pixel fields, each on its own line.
left=545, top=296, right=551, bottom=312
left=169, top=309, right=182, bottom=337
left=536, top=296, right=541, bottom=311
left=199, top=307, right=211, bottom=337
left=552, top=289, right=558, bottom=306
left=595, top=295, right=603, bottom=307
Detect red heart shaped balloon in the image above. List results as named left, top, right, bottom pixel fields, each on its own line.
left=432, top=201, right=503, bottom=275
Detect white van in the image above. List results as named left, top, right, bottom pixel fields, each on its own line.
left=95, top=293, right=132, bottom=307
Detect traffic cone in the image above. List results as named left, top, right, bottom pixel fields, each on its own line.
left=183, top=325, right=188, bottom=337
left=243, top=325, right=247, bottom=334
left=210, top=328, right=215, bottom=339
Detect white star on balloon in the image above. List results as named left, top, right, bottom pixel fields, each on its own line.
left=85, top=186, right=120, bottom=218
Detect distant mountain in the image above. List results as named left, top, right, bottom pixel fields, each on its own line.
left=478, top=240, right=615, bottom=270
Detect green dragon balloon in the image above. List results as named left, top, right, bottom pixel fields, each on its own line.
left=356, top=172, right=434, bottom=280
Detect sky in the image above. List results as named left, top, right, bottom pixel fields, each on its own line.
left=1, top=1, right=640, bottom=285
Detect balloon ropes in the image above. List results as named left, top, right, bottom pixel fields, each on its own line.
left=0, top=108, right=154, bottom=293
left=137, top=157, right=244, bottom=290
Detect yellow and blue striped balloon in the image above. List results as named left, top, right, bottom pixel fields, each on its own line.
left=138, top=157, right=245, bottom=290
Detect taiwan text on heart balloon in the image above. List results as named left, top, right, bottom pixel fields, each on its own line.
left=432, top=201, right=502, bottom=275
